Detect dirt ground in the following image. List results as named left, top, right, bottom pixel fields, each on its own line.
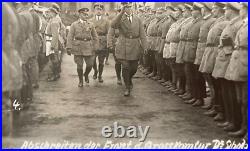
left=2, top=54, right=245, bottom=149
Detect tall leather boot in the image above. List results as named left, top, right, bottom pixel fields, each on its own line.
left=98, top=64, right=104, bottom=83
left=77, top=68, right=83, bottom=87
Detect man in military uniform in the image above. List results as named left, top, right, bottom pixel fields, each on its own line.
left=199, top=2, right=226, bottom=111
left=90, top=3, right=110, bottom=83
left=187, top=2, right=215, bottom=107
left=17, top=2, right=41, bottom=105
left=212, top=2, right=242, bottom=133
left=163, top=5, right=182, bottom=91
left=107, top=8, right=122, bottom=85
left=111, top=2, right=147, bottom=96
left=175, top=4, right=193, bottom=99
left=199, top=3, right=228, bottom=119
left=45, top=7, right=62, bottom=82
left=67, top=7, right=99, bottom=87
left=181, top=3, right=204, bottom=106
left=225, top=2, right=248, bottom=138
left=146, top=8, right=161, bottom=79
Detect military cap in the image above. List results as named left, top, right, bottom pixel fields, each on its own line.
left=93, top=3, right=104, bottom=9
left=183, top=3, right=193, bottom=11
left=200, top=3, right=213, bottom=10
left=223, top=2, right=241, bottom=11
left=78, top=7, right=89, bottom=13
left=240, top=2, right=248, bottom=8
left=165, top=5, right=175, bottom=11
left=174, top=5, right=183, bottom=12
left=49, top=7, right=59, bottom=14
left=51, top=3, right=60, bottom=12
left=192, top=2, right=203, bottom=11
left=121, top=2, right=133, bottom=6
left=212, top=2, right=226, bottom=9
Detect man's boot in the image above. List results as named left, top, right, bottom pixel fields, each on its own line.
left=77, top=69, right=83, bottom=87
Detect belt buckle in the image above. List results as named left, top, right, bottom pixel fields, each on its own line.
left=129, top=35, right=132, bottom=39
left=84, top=38, right=87, bottom=41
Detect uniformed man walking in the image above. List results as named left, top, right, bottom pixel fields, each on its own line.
left=66, top=7, right=99, bottom=87
left=90, top=3, right=110, bottom=83
left=111, top=2, right=147, bottom=96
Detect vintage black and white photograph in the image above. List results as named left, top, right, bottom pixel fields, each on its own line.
left=2, top=2, right=248, bottom=149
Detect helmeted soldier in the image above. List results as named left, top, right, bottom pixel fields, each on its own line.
left=111, top=2, right=147, bottom=96
left=212, top=2, right=242, bottom=133
left=90, top=3, right=110, bottom=83
left=66, top=7, right=99, bottom=87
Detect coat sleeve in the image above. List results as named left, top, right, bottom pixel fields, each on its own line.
left=91, top=25, right=99, bottom=50
left=111, top=12, right=123, bottom=29
left=50, top=21, right=60, bottom=50
left=107, top=27, right=115, bottom=48
left=66, top=23, right=75, bottom=49
left=160, top=20, right=171, bottom=52
left=139, top=18, right=147, bottom=50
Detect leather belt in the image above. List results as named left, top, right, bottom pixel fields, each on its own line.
left=125, top=35, right=139, bottom=39
left=239, top=46, right=247, bottom=51
left=75, top=37, right=91, bottom=41
left=98, top=33, right=106, bottom=36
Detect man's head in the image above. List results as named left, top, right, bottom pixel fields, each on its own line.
left=174, top=5, right=183, bottom=19
left=224, top=2, right=240, bottom=19
left=200, top=3, right=213, bottom=16
left=48, top=7, right=58, bottom=18
left=182, top=3, right=192, bottom=18
left=121, top=2, right=133, bottom=15
left=191, top=3, right=202, bottom=19
left=212, top=2, right=225, bottom=18
left=93, top=3, right=104, bottom=16
left=78, top=7, right=89, bottom=21
left=240, top=2, right=248, bottom=19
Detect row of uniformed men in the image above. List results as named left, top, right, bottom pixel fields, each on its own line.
left=2, top=2, right=66, bottom=112
left=138, top=2, right=247, bottom=139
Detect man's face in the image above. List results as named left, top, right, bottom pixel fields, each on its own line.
left=174, top=10, right=181, bottom=18
left=79, top=11, right=89, bottom=20
left=124, top=5, right=133, bottom=15
left=94, top=7, right=103, bottom=16
left=192, top=9, right=201, bottom=18
left=225, top=9, right=232, bottom=19
left=212, top=6, right=220, bottom=17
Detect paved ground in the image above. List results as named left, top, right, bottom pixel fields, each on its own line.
left=2, top=54, right=243, bottom=149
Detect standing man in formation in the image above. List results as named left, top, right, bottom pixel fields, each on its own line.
left=66, top=7, right=99, bottom=87
left=111, top=2, right=147, bottom=96
left=90, top=3, right=110, bottom=83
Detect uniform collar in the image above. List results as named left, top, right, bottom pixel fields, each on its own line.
left=79, top=19, right=87, bottom=24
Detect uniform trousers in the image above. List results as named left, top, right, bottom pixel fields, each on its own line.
left=118, top=59, right=138, bottom=89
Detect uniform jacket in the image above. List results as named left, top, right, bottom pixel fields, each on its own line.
left=67, top=19, right=99, bottom=56
left=212, top=16, right=242, bottom=78
left=183, top=16, right=204, bottom=63
left=164, top=17, right=184, bottom=58
left=111, top=13, right=147, bottom=60
left=89, top=15, right=110, bottom=50
left=107, top=27, right=119, bottom=51
left=199, top=16, right=228, bottom=73
left=2, top=3, right=23, bottom=91
left=176, top=17, right=193, bottom=63
left=156, top=16, right=170, bottom=53
left=146, top=18, right=160, bottom=51
left=194, top=14, right=216, bottom=65
left=18, top=7, right=41, bottom=62
left=225, top=18, right=247, bottom=81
